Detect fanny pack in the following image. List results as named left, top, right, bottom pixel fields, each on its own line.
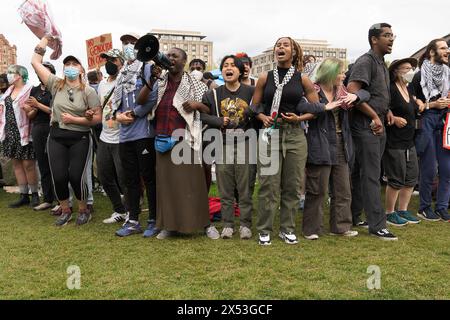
left=155, top=135, right=177, bottom=153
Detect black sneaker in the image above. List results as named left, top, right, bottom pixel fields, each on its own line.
left=417, top=207, right=441, bottom=221
left=370, top=228, right=398, bottom=241
left=435, top=209, right=450, bottom=222
left=9, top=194, right=30, bottom=208
left=30, top=193, right=40, bottom=207
left=354, top=221, right=369, bottom=228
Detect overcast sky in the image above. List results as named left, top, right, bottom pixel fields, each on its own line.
left=3, top=0, right=449, bottom=83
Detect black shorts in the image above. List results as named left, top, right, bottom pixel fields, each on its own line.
left=382, top=147, right=418, bottom=189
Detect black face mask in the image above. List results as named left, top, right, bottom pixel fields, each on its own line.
left=105, top=61, right=119, bottom=76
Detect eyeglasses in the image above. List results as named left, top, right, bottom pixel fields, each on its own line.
left=68, top=88, right=74, bottom=102
left=380, top=33, right=396, bottom=40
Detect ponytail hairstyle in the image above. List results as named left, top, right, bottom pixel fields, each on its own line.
left=419, top=38, right=447, bottom=67
left=274, top=37, right=304, bottom=72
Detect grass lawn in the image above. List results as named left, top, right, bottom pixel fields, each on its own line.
left=0, top=184, right=449, bottom=300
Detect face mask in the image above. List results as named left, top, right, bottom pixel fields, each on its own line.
left=64, top=66, right=80, bottom=81
left=105, top=61, right=119, bottom=76
left=190, top=70, right=203, bottom=81
left=401, top=69, right=415, bottom=83
left=123, top=44, right=136, bottom=61
left=7, top=73, right=17, bottom=85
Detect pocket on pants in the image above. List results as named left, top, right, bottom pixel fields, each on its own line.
left=415, top=132, right=432, bottom=156
left=305, top=166, right=321, bottom=196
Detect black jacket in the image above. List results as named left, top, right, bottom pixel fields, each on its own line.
left=305, top=88, right=353, bottom=165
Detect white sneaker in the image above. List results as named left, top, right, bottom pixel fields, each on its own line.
left=103, top=212, right=128, bottom=224
left=259, top=233, right=271, bottom=246
left=330, top=230, right=359, bottom=237
left=221, top=227, right=234, bottom=239
left=279, top=232, right=299, bottom=245
left=239, top=226, right=252, bottom=240
left=206, top=225, right=220, bottom=240
left=304, top=234, right=319, bottom=240
left=156, top=230, right=174, bottom=240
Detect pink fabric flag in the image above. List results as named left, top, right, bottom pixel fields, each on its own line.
left=18, top=0, right=63, bottom=60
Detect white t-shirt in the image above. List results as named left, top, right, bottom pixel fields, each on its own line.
left=98, top=78, right=119, bottom=144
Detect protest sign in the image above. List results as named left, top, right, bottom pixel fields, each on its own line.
left=86, top=33, right=113, bottom=70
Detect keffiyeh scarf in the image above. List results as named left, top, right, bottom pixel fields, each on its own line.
left=111, top=59, right=143, bottom=113
left=262, top=66, right=296, bottom=144
left=150, top=72, right=208, bottom=153
left=420, top=59, right=450, bottom=101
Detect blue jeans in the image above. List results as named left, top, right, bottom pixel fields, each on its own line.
left=416, top=111, right=450, bottom=212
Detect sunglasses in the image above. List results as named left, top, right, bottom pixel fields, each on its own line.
left=68, top=88, right=74, bottom=102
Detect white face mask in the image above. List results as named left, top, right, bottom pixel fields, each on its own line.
left=401, top=69, right=415, bottom=83
left=7, top=73, right=18, bottom=85
left=190, top=70, right=204, bottom=81
left=123, top=44, right=136, bottom=61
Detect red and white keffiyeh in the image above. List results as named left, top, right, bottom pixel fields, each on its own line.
left=18, top=0, right=63, bottom=60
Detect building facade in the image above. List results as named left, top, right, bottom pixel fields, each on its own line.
left=150, top=29, right=214, bottom=70
left=251, top=39, right=347, bottom=77
left=0, top=34, right=17, bottom=74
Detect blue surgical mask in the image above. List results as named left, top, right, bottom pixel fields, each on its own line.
left=64, top=66, right=80, bottom=80
left=123, top=44, right=136, bottom=61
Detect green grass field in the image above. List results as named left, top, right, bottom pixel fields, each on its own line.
left=0, top=185, right=449, bottom=300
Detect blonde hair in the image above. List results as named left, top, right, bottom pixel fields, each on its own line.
left=55, top=70, right=86, bottom=92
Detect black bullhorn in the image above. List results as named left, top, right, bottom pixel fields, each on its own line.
left=135, top=34, right=172, bottom=69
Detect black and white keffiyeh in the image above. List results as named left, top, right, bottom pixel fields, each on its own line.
left=111, top=59, right=144, bottom=113
left=420, top=59, right=450, bottom=101
left=270, top=66, right=296, bottom=116
left=150, top=72, right=208, bottom=152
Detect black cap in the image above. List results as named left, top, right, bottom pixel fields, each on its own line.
left=42, top=61, right=56, bottom=74
left=63, top=55, right=82, bottom=65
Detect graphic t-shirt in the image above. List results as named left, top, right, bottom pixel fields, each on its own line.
left=98, top=78, right=119, bottom=144
left=202, top=84, right=255, bottom=132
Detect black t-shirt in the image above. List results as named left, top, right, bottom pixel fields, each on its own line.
left=348, top=50, right=390, bottom=126
left=262, top=68, right=304, bottom=115
left=30, top=85, right=52, bottom=124
left=386, top=82, right=418, bottom=149
left=202, top=84, right=255, bottom=130
left=410, top=71, right=444, bottom=103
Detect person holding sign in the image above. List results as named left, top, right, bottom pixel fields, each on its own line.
left=31, top=36, right=101, bottom=227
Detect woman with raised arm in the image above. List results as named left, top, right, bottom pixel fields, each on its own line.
left=31, top=37, right=100, bottom=227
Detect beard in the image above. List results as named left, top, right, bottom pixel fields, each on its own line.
left=435, top=53, right=448, bottom=65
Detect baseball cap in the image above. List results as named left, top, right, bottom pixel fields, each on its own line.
left=120, top=33, right=140, bottom=42
left=63, top=55, right=82, bottom=65
left=100, top=49, right=125, bottom=63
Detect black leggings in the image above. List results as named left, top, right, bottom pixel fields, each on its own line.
left=32, top=123, right=54, bottom=203
left=47, top=126, right=92, bottom=201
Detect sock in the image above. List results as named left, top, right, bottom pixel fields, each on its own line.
left=29, top=184, right=39, bottom=193
left=19, top=184, right=29, bottom=195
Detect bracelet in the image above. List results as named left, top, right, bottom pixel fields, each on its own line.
left=34, top=46, right=46, bottom=56
left=426, top=102, right=430, bottom=110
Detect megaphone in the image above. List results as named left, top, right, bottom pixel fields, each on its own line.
left=135, top=34, right=172, bottom=70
